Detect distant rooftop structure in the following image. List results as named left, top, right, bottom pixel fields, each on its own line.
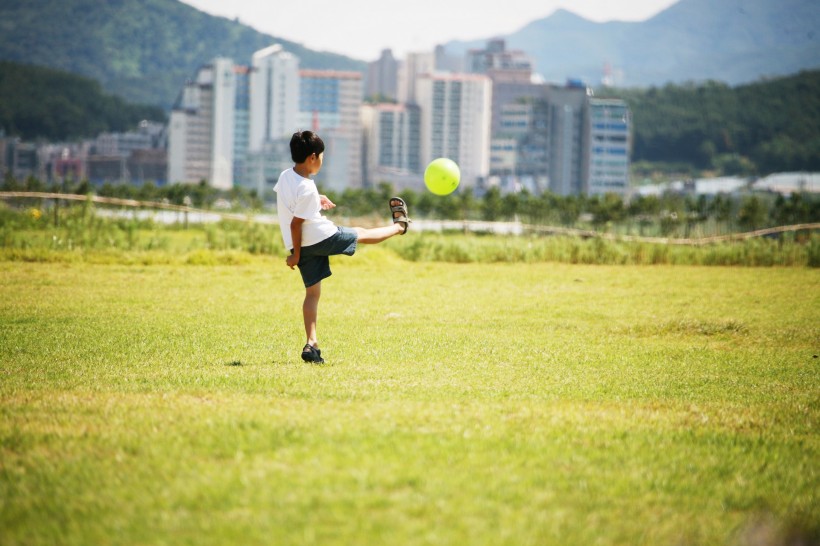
left=754, top=172, right=820, bottom=194
left=636, top=177, right=749, bottom=197
left=465, top=39, right=533, bottom=82
left=252, top=43, right=284, bottom=61
left=635, top=173, right=820, bottom=197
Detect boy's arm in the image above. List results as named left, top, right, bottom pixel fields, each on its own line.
left=319, top=195, right=336, bottom=210
left=286, top=216, right=306, bottom=269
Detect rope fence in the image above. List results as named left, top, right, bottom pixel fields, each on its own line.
left=2, top=191, right=818, bottom=246
left=0, top=191, right=276, bottom=224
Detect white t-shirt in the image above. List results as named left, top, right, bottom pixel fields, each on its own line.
left=273, top=168, right=337, bottom=250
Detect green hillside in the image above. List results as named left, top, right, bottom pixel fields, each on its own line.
left=0, top=0, right=366, bottom=109
left=604, top=70, right=820, bottom=174
left=0, top=61, right=165, bottom=141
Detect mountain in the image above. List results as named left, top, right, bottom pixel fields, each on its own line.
left=0, top=0, right=365, bottom=110
left=444, top=0, right=820, bottom=87
left=1, top=0, right=817, bottom=111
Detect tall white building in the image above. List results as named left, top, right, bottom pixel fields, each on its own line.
left=415, top=73, right=492, bottom=189
left=167, top=57, right=236, bottom=189
left=298, top=70, right=363, bottom=192
left=242, top=45, right=301, bottom=196
left=249, top=45, right=299, bottom=151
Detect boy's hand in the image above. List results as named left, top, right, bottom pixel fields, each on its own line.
left=319, top=195, right=336, bottom=210
left=286, top=254, right=299, bottom=269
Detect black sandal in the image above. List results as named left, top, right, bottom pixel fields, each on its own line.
left=301, top=344, right=324, bottom=363
left=390, top=197, right=411, bottom=235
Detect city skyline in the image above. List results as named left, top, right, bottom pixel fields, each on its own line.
left=179, top=0, right=679, bottom=62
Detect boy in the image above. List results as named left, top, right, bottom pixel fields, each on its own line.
left=274, top=131, right=411, bottom=364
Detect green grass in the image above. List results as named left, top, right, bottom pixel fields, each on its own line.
left=1, top=248, right=818, bottom=545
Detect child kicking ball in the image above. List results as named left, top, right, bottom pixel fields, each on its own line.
left=274, top=130, right=411, bottom=363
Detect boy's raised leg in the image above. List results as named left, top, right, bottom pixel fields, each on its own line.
left=353, top=197, right=411, bottom=243
left=354, top=224, right=404, bottom=243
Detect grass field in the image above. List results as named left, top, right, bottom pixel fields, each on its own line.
left=1, top=247, right=818, bottom=545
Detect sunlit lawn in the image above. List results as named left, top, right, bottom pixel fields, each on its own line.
left=1, top=248, right=817, bottom=545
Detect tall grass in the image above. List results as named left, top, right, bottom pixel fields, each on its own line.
left=0, top=201, right=286, bottom=263
left=1, top=200, right=817, bottom=266
left=385, top=231, right=819, bottom=267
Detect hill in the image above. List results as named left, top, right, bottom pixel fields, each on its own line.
left=0, top=61, right=165, bottom=141
left=445, top=0, right=820, bottom=87
left=2, top=0, right=816, bottom=108
left=605, top=70, right=820, bottom=173
left=0, top=0, right=366, bottom=109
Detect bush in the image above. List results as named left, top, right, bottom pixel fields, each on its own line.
left=385, top=233, right=816, bottom=267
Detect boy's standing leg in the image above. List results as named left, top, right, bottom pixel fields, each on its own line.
left=303, top=282, right=321, bottom=348
left=301, top=282, right=323, bottom=363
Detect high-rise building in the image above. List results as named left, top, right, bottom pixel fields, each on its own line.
left=243, top=45, right=300, bottom=196
left=491, top=100, right=550, bottom=193
left=233, top=65, right=251, bottom=190
left=366, top=49, right=398, bottom=101
left=299, top=70, right=363, bottom=192
left=167, top=57, right=236, bottom=189
left=167, top=47, right=305, bottom=195
left=249, top=45, right=299, bottom=151
left=469, top=38, right=549, bottom=193
left=168, top=48, right=369, bottom=196
left=584, top=98, right=631, bottom=195
left=465, top=39, right=543, bottom=144
left=415, top=73, right=492, bottom=189
left=360, top=103, right=421, bottom=189
left=489, top=81, right=631, bottom=196
left=397, top=52, right=435, bottom=105
left=542, top=84, right=588, bottom=196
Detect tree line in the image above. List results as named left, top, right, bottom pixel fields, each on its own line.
left=330, top=184, right=819, bottom=236
left=4, top=175, right=817, bottom=238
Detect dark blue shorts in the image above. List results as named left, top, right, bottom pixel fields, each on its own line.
left=294, top=227, right=358, bottom=287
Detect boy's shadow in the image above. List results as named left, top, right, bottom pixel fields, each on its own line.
left=224, top=359, right=333, bottom=367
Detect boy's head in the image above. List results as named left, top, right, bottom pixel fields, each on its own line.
left=290, top=131, right=325, bottom=164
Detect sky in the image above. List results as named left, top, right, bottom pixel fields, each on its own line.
left=179, top=0, right=680, bottom=61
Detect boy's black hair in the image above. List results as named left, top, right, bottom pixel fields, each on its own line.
left=290, top=131, right=325, bottom=163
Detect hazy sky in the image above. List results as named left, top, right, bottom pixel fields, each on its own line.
left=179, top=0, right=680, bottom=61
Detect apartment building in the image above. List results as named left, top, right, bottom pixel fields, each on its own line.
left=584, top=98, right=631, bottom=195
left=298, top=69, right=363, bottom=192
left=360, top=103, right=421, bottom=190
left=167, top=57, right=235, bottom=189
left=415, top=72, right=492, bottom=189
left=244, top=45, right=300, bottom=195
